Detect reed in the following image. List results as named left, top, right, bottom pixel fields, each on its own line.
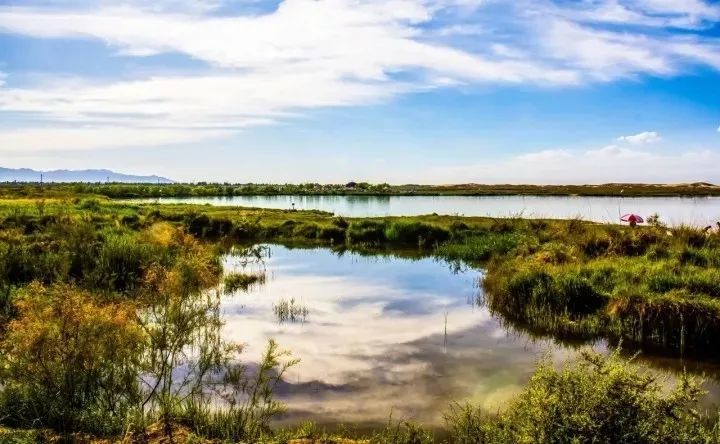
left=223, top=271, right=266, bottom=294
left=273, top=297, right=309, bottom=323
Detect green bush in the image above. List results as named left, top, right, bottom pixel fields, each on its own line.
left=384, top=220, right=450, bottom=246
left=346, top=220, right=387, bottom=244
left=582, top=235, right=611, bottom=257
left=438, top=233, right=522, bottom=262
left=318, top=226, right=345, bottom=242
left=293, top=223, right=319, bottom=239
left=77, top=199, right=101, bottom=212
left=92, top=233, right=155, bottom=293
left=446, top=350, right=717, bottom=444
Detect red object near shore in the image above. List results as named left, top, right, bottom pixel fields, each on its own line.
left=620, top=213, right=644, bottom=224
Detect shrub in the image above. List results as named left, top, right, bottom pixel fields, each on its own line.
left=346, top=220, right=387, bottom=244
left=77, top=199, right=101, bottom=212
left=534, top=242, right=573, bottom=264
left=278, top=219, right=296, bottom=236
left=92, top=233, right=155, bottom=293
left=332, top=217, right=349, bottom=229
left=678, top=247, right=709, bottom=266
left=318, top=226, right=345, bottom=242
left=0, top=283, right=144, bottom=435
left=120, top=213, right=141, bottom=229
left=187, top=214, right=211, bottom=237
left=384, top=220, right=450, bottom=246
left=582, top=235, right=611, bottom=257
left=446, top=350, right=714, bottom=443
left=437, top=233, right=522, bottom=263
left=293, top=223, right=319, bottom=239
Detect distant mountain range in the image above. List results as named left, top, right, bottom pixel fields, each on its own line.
left=0, top=167, right=173, bottom=184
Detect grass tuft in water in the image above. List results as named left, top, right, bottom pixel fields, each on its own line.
left=273, top=297, right=309, bottom=323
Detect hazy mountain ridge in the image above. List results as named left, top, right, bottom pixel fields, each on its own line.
left=0, top=167, right=173, bottom=184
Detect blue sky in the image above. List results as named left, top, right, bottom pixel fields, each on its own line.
left=0, top=0, right=719, bottom=183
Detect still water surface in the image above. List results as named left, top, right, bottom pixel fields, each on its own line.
left=147, top=195, right=720, bottom=226
left=220, top=245, right=720, bottom=428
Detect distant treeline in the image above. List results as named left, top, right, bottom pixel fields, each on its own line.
left=2, top=181, right=720, bottom=198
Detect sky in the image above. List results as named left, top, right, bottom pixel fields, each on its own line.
left=0, top=0, right=719, bottom=184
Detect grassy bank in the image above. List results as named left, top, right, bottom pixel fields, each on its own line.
left=1, top=195, right=720, bottom=442
left=2, top=197, right=720, bottom=357
left=2, top=181, right=720, bottom=198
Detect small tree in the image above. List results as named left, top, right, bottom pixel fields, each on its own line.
left=0, top=283, right=145, bottom=435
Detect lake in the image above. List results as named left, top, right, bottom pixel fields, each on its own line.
left=142, top=195, right=720, bottom=226
left=220, top=245, right=720, bottom=429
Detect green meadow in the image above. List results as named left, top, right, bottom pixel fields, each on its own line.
left=1, top=188, right=720, bottom=443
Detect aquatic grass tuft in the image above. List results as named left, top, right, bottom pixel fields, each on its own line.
left=273, top=297, right=309, bottom=323
left=223, top=271, right=266, bottom=294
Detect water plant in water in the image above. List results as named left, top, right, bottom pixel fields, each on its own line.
left=224, top=271, right=266, bottom=294
left=273, top=297, right=310, bottom=323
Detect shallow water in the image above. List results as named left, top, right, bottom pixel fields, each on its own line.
left=144, top=195, right=720, bottom=226
left=220, top=245, right=720, bottom=428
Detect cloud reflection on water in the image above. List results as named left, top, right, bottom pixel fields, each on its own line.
left=219, top=245, right=583, bottom=426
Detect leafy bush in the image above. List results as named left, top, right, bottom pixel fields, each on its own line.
left=0, top=283, right=144, bottom=435
left=384, top=220, right=450, bottom=246
left=293, top=223, right=319, bottom=239
left=346, top=220, right=387, bottom=244
left=318, top=226, right=345, bottom=242
left=332, top=217, right=349, bottom=229
left=582, top=234, right=611, bottom=257
left=446, top=350, right=717, bottom=443
left=77, top=199, right=101, bottom=212
left=92, top=233, right=155, bottom=293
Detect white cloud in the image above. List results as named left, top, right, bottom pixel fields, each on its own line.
left=0, top=3, right=580, bottom=85
left=634, top=0, right=720, bottom=22
left=433, top=146, right=720, bottom=184
left=552, top=0, right=720, bottom=29
left=617, top=131, right=662, bottom=144
left=0, top=0, right=718, bottom=152
left=0, top=73, right=411, bottom=132
left=0, top=126, right=233, bottom=151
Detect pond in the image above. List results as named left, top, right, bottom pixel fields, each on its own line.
left=220, top=245, right=720, bottom=429
left=142, top=195, right=720, bottom=226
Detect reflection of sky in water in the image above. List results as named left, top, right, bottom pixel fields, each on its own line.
left=146, top=195, right=720, bottom=226
left=220, top=245, right=581, bottom=426
left=221, top=245, right=720, bottom=427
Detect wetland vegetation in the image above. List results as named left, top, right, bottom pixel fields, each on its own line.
left=1, top=188, right=720, bottom=442
left=2, top=181, right=720, bottom=199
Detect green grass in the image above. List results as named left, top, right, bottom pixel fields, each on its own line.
left=1, top=192, right=720, bottom=442
left=443, top=349, right=719, bottom=443
left=223, top=271, right=266, bottom=294
left=2, top=195, right=719, bottom=358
